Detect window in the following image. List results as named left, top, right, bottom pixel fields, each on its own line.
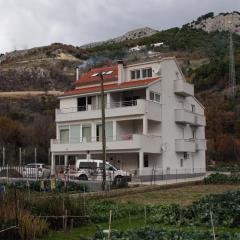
left=180, top=159, right=183, bottom=167
left=150, top=91, right=154, bottom=101
left=82, top=125, right=91, bottom=142
left=78, top=97, right=86, bottom=111
left=149, top=91, right=160, bottom=102
left=60, top=128, right=69, bottom=144
left=79, top=162, right=97, bottom=169
left=183, top=152, right=190, bottom=159
left=87, top=96, right=92, bottom=105
left=191, top=104, right=195, bottom=113
left=191, top=128, right=196, bottom=139
left=99, top=163, right=116, bottom=170
left=142, top=68, right=152, bottom=78
left=70, top=125, right=80, bottom=143
left=144, top=154, right=149, bottom=167
left=130, top=70, right=140, bottom=79
left=96, top=122, right=113, bottom=141
left=155, top=93, right=160, bottom=102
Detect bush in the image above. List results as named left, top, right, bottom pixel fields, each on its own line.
left=92, top=227, right=240, bottom=240
left=2, top=180, right=87, bottom=193
left=204, top=173, right=240, bottom=184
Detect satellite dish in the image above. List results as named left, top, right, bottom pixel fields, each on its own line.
left=161, top=142, right=169, bottom=152
left=153, top=65, right=162, bottom=75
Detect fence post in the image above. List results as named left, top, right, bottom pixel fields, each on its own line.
left=19, top=148, right=22, bottom=166
left=108, top=210, right=112, bottom=240
left=129, top=211, right=131, bottom=225
left=70, top=218, right=74, bottom=231
left=144, top=206, right=147, bottom=225
left=64, top=209, right=68, bottom=231
left=7, top=164, right=9, bottom=183
left=210, top=210, right=216, bottom=240
left=176, top=169, right=177, bottom=183
left=62, top=199, right=65, bottom=231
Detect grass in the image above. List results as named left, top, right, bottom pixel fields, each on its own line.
left=110, top=184, right=240, bottom=206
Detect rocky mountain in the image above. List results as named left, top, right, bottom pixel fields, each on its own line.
left=81, top=27, right=158, bottom=49
left=0, top=43, right=87, bottom=91
left=188, top=12, right=240, bottom=35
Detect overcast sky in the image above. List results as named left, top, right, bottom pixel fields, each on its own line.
left=0, top=0, right=239, bottom=53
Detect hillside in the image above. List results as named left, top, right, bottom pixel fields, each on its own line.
left=188, top=12, right=240, bottom=35
left=0, top=43, right=88, bottom=91
left=80, top=27, right=158, bottom=49
left=1, top=12, right=240, bottom=165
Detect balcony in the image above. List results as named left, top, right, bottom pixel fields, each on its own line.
left=175, top=109, right=206, bottom=126
left=174, top=80, right=194, bottom=97
left=55, top=99, right=162, bottom=122
left=175, top=139, right=196, bottom=152
left=51, top=134, right=162, bottom=154
left=175, top=139, right=207, bottom=152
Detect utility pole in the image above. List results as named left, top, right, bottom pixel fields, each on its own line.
left=19, top=147, right=22, bottom=166
left=99, top=72, right=106, bottom=191
left=2, top=147, right=5, bottom=166
left=228, top=21, right=236, bottom=98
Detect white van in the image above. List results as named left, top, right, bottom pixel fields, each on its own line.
left=70, top=159, right=131, bottom=182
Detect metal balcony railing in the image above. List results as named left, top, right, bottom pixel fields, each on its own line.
left=57, top=100, right=138, bottom=114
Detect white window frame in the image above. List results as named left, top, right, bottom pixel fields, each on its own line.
left=149, top=91, right=161, bottom=103
left=142, top=68, right=152, bottom=78
left=130, top=69, right=141, bottom=80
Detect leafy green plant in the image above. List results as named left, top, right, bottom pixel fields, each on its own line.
left=204, top=173, right=240, bottom=184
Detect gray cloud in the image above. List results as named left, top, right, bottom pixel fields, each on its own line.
left=0, top=0, right=239, bottom=53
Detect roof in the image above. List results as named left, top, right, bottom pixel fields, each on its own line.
left=76, top=65, right=118, bottom=86
left=62, top=77, right=160, bottom=97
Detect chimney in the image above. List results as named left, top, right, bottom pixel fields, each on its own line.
left=117, top=60, right=124, bottom=84
left=76, top=67, right=79, bottom=81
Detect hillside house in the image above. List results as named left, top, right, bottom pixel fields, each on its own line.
left=50, top=57, right=206, bottom=181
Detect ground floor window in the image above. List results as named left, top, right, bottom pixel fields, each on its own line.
left=180, top=158, right=183, bottom=167
left=144, top=154, right=149, bottom=167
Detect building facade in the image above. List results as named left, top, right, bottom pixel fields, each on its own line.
left=50, top=57, right=206, bottom=181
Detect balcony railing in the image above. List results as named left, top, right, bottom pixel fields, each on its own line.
left=52, top=134, right=134, bottom=144
left=55, top=99, right=162, bottom=122
left=51, top=134, right=162, bottom=153
left=175, top=109, right=206, bottom=126
left=175, top=138, right=207, bottom=152
left=174, top=80, right=194, bottom=97
left=57, top=100, right=138, bottom=114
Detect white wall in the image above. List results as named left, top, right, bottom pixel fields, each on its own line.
left=60, top=98, right=77, bottom=109
left=148, top=120, right=161, bottom=136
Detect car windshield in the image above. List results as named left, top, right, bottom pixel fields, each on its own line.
left=99, top=163, right=118, bottom=170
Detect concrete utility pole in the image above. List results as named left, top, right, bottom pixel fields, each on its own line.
left=228, top=21, right=236, bottom=98
left=99, top=72, right=107, bottom=191
left=2, top=147, right=5, bottom=166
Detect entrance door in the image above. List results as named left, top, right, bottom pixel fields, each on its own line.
left=78, top=97, right=86, bottom=111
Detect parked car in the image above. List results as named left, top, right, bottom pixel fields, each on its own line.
left=22, top=163, right=50, bottom=178
left=69, top=159, right=131, bottom=182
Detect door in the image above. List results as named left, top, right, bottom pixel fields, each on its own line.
left=78, top=97, right=86, bottom=111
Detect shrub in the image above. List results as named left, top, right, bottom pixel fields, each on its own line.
left=204, top=173, right=240, bottom=184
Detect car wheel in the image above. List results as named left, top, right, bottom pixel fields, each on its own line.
left=78, top=174, right=88, bottom=181
left=114, top=175, right=123, bottom=184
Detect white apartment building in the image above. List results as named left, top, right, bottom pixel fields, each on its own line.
left=50, top=57, right=206, bottom=181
